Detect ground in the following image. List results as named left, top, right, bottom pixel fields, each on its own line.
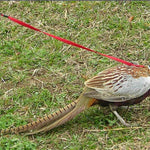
left=0, top=1, right=150, bottom=150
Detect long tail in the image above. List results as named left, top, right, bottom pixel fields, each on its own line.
left=0, top=99, right=78, bottom=135
left=1, top=89, right=97, bottom=135
left=26, top=94, right=96, bottom=135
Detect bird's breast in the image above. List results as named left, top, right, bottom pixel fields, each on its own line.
left=97, top=88, right=150, bottom=107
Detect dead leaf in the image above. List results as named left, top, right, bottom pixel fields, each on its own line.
left=129, top=16, right=134, bottom=22
left=16, top=52, right=20, bottom=55
left=112, top=7, right=118, bottom=12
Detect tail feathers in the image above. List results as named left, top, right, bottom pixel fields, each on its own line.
left=26, top=96, right=96, bottom=135
left=0, top=100, right=78, bottom=135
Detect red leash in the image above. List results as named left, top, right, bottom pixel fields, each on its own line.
left=0, top=13, right=144, bottom=68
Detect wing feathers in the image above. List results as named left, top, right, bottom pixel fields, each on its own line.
left=84, top=65, right=150, bottom=102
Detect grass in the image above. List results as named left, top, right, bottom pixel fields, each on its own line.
left=0, top=1, right=150, bottom=150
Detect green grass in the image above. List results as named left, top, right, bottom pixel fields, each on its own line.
left=0, top=1, right=150, bottom=150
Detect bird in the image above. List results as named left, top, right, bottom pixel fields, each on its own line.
left=1, top=64, right=150, bottom=135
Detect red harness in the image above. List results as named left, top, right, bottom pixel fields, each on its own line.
left=0, top=13, right=144, bottom=68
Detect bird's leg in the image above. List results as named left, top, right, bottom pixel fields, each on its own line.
left=123, top=106, right=130, bottom=117
left=120, top=106, right=130, bottom=117
left=109, top=105, right=130, bottom=126
left=112, top=110, right=130, bottom=126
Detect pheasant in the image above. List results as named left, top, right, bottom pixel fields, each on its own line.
left=1, top=64, right=150, bottom=135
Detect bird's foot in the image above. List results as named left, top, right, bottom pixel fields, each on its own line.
left=113, top=110, right=130, bottom=127
left=109, top=105, right=130, bottom=127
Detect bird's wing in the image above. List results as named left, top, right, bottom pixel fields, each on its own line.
left=84, top=65, right=150, bottom=102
